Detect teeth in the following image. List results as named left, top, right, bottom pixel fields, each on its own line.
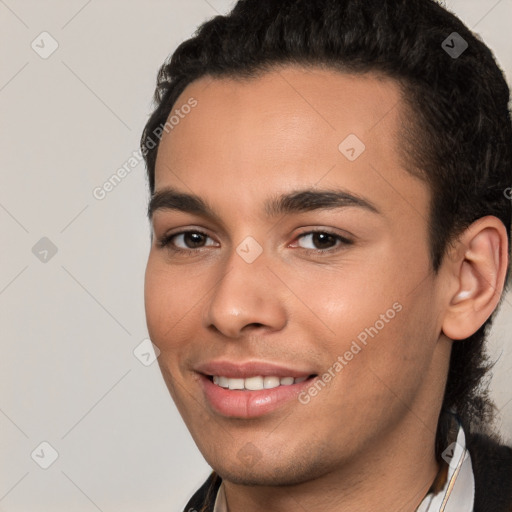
left=245, top=376, right=264, bottom=390
left=264, top=376, right=280, bottom=389
left=228, top=378, right=245, bottom=390
left=211, top=375, right=309, bottom=391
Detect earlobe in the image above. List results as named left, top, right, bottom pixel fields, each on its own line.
left=442, top=217, right=508, bottom=341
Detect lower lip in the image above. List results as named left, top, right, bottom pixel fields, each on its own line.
left=199, top=374, right=317, bottom=418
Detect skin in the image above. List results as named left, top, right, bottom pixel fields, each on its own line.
left=144, top=66, right=508, bottom=512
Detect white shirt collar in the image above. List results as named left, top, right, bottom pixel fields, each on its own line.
left=212, top=481, right=227, bottom=512
left=212, top=424, right=474, bottom=512
left=416, top=423, right=475, bottom=512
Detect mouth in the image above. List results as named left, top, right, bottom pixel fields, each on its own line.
left=206, top=374, right=317, bottom=391
left=199, top=372, right=319, bottom=418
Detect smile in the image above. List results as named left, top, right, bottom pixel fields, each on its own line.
left=200, top=373, right=318, bottom=418
left=210, top=375, right=310, bottom=391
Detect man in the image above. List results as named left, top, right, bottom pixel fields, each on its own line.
left=141, top=0, right=512, bottom=510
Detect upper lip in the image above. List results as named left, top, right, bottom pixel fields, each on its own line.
left=195, top=360, right=315, bottom=379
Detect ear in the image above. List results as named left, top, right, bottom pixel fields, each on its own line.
left=442, top=216, right=509, bottom=340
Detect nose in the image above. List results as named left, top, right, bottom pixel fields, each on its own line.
left=202, top=250, right=287, bottom=339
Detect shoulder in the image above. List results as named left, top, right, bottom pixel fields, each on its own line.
left=466, top=431, right=512, bottom=512
left=183, top=471, right=222, bottom=512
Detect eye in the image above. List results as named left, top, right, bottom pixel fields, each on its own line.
left=156, top=228, right=353, bottom=257
left=158, top=230, right=218, bottom=253
left=292, top=230, right=353, bottom=253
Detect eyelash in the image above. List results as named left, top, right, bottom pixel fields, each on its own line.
left=157, top=229, right=353, bottom=256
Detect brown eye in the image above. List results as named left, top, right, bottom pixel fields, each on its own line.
left=295, top=230, right=353, bottom=252
left=175, top=232, right=208, bottom=249
left=158, top=230, right=217, bottom=252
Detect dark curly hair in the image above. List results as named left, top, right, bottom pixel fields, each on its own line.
left=141, top=0, right=512, bottom=470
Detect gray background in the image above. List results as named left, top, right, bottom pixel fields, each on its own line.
left=0, top=1, right=511, bottom=510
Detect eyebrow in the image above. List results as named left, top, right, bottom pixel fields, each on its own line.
left=147, top=187, right=380, bottom=220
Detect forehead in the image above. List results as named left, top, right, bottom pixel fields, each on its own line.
left=158, top=66, right=404, bottom=163
left=154, top=65, right=427, bottom=221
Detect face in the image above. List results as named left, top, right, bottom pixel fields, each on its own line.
left=144, top=66, right=451, bottom=486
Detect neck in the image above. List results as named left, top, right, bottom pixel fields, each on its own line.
left=223, top=415, right=440, bottom=512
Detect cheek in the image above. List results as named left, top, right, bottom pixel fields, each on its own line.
left=144, top=263, right=164, bottom=337
left=290, top=259, right=400, bottom=339
left=313, top=242, right=429, bottom=342
left=144, top=260, right=185, bottom=348
left=295, top=255, right=434, bottom=392
left=336, top=294, right=437, bottom=416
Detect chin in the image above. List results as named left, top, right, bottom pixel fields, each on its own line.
left=211, top=453, right=334, bottom=487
